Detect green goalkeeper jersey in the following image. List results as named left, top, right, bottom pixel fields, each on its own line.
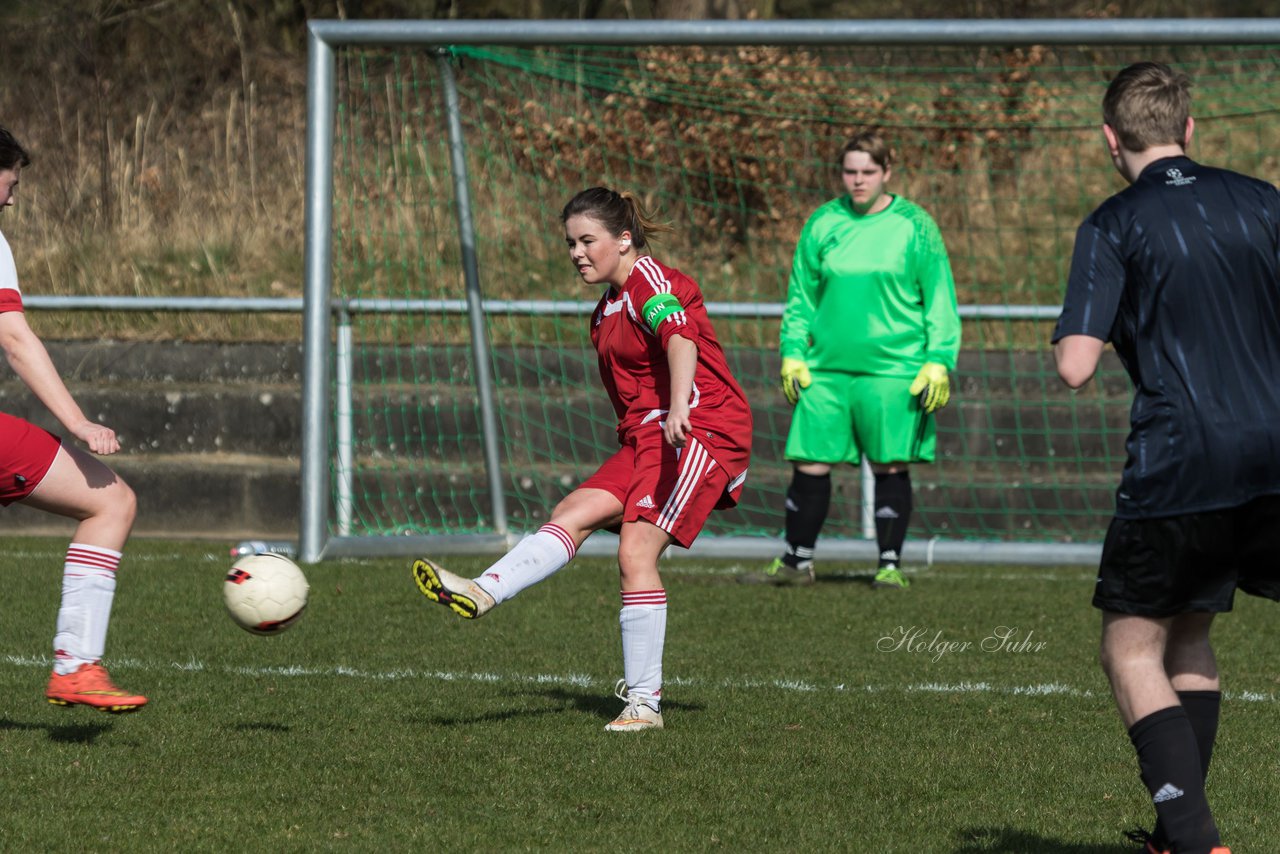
left=780, top=194, right=961, bottom=377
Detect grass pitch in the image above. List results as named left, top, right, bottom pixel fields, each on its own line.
left=1, top=538, right=1277, bottom=852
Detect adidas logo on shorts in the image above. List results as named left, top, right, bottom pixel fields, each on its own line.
left=636, top=494, right=656, bottom=509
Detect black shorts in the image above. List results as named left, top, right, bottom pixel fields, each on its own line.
left=1093, top=494, right=1280, bottom=617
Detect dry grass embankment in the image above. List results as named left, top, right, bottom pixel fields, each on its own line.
left=2, top=2, right=310, bottom=340
left=1, top=3, right=1276, bottom=343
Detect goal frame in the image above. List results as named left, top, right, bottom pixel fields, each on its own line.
left=300, top=17, right=1280, bottom=563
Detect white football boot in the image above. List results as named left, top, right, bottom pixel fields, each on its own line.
left=604, top=679, right=663, bottom=732
left=412, top=558, right=495, bottom=619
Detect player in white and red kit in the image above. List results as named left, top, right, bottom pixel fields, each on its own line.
left=415, top=187, right=752, bottom=731
left=0, top=126, right=145, bottom=713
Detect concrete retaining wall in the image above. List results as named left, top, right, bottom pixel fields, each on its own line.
left=1, top=341, right=1128, bottom=543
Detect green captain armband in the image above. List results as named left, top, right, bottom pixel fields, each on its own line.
left=641, top=293, right=684, bottom=334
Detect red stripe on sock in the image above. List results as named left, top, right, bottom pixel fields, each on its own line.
left=621, top=589, right=667, bottom=606
left=65, top=547, right=121, bottom=572
left=539, top=523, right=576, bottom=559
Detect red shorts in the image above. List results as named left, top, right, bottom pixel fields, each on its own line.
left=580, top=432, right=738, bottom=548
left=0, top=411, right=62, bottom=505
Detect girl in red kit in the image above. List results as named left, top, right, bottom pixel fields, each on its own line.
left=0, top=126, right=145, bottom=713
left=415, top=187, right=752, bottom=731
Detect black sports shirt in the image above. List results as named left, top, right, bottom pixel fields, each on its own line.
left=1053, top=155, right=1280, bottom=519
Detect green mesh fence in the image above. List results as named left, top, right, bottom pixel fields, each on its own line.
left=330, top=43, right=1280, bottom=544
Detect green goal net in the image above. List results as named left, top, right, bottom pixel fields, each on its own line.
left=326, top=40, right=1279, bottom=548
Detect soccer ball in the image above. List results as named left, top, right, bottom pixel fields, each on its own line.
left=223, top=553, right=309, bottom=635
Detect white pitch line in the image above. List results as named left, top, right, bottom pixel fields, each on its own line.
left=1, top=548, right=230, bottom=563
left=3, top=653, right=1276, bottom=703
left=0, top=544, right=1095, bottom=581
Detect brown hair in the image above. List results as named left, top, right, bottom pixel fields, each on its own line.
left=838, top=131, right=892, bottom=170
left=1102, top=62, right=1192, bottom=152
left=0, top=125, right=31, bottom=172
left=561, top=187, right=669, bottom=249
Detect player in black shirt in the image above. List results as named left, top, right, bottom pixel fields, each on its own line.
left=1053, top=62, right=1280, bottom=854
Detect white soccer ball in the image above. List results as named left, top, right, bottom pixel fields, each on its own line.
left=223, top=553, right=309, bottom=635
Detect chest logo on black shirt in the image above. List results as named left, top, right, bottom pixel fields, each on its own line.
left=1164, top=168, right=1196, bottom=187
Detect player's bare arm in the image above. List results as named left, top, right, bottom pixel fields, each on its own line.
left=1054, top=334, right=1105, bottom=389
left=0, top=310, right=119, bottom=454
left=663, top=333, right=697, bottom=448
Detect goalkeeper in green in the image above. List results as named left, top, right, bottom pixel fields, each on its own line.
left=752, top=132, right=960, bottom=589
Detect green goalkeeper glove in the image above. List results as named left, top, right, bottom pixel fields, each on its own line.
left=780, top=357, right=812, bottom=406
left=909, top=362, right=951, bottom=413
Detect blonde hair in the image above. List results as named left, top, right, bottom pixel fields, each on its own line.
left=1102, top=62, right=1192, bottom=151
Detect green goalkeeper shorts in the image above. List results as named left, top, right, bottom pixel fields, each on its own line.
left=783, top=370, right=935, bottom=465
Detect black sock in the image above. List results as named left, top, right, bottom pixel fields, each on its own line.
left=782, top=470, right=830, bottom=567
left=1177, top=690, right=1221, bottom=781
left=1153, top=691, right=1222, bottom=846
left=873, top=471, right=912, bottom=567
left=1128, top=706, right=1219, bottom=852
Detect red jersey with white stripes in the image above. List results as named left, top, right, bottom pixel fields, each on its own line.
left=589, top=255, right=753, bottom=483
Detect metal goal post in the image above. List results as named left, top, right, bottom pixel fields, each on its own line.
left=300, top=17, right=1280, bottom=564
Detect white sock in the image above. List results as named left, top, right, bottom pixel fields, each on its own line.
left=620, top=589, right=667, bottom=711
left=53, top=544, right=122, bottom=675
left=475, top=523, right=576, bottom=604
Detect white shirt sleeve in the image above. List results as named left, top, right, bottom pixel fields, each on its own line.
left=0, top=229, right=25, bottom=312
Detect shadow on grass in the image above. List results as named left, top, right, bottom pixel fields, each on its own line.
left=531, top=686, right=704, bottom=722
left=424, top=704, right=575, bottom=727
left=416, top=686, right=704, bottom=727
left=953, top=826, right=1132, bottom=853
left=0, top=717, right=111, bottom=744
left=721, top=571, right=879, bottom=587
left=816, top=572, right=878, bottom=587
left=230, top=721, right=292, bottom=733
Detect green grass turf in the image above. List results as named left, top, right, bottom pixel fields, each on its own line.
left=1, top=538, right=1277, bottom=851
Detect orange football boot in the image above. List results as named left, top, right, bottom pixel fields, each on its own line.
left=46, top=662, right=148, bottom=713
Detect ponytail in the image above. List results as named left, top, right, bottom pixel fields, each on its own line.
left=561, top=187, right=670, bottom=249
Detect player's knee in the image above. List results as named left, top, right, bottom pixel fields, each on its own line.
left=616, top=545, right=645, bottom=579
left=1164, top=630, right=1214, bottom=669
left=105, top=477, right=138, bottom=527
left=1098, top=638, right=1156, bottom=682
left=795, top=461, right=831, bottom=476
left=616, top=543, right=660, bottom=584
left=1098, top=640, right=1122, bottom=678
left=871, top=462, right=909, bottom=475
